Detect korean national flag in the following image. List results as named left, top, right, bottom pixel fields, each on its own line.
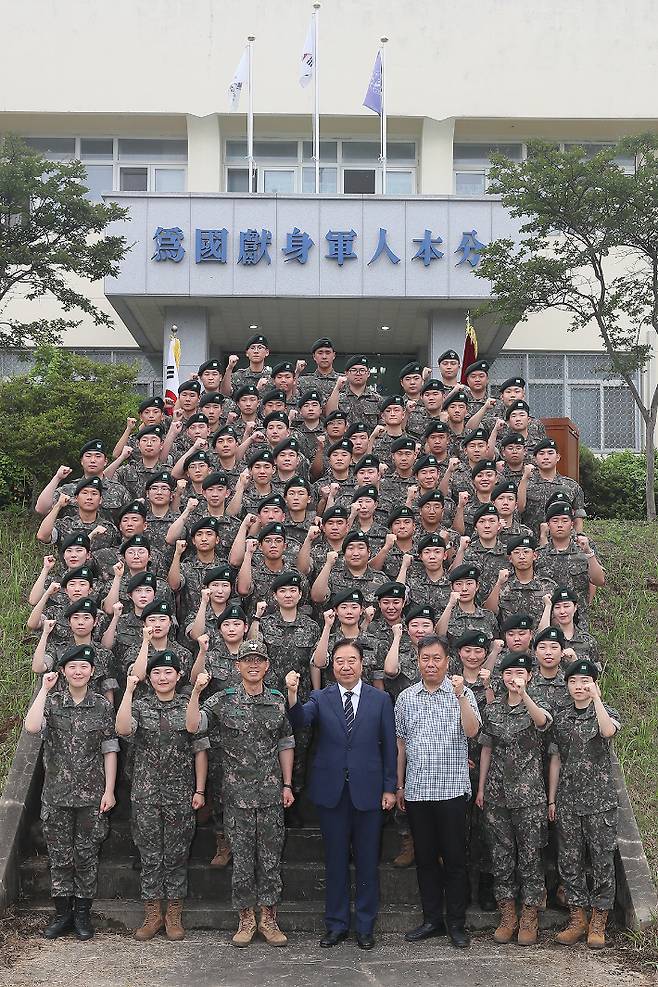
left=363, top=51, right=383, bottom=115
left=228, top=49, right=249, bottom=110
left=299, top=17, right=315, bottom=87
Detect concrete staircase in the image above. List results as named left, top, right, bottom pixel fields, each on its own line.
left=18, top=814, right=566, bottom=933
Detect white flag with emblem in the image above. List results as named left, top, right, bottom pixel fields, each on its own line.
left=228, top=49, right=249, bottom=110
left=299, top=17, right=315, bottom=87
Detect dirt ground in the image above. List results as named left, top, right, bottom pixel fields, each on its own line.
left=1, top=926, right=656, bottom=987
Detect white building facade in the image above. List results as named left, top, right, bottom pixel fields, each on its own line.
left=1, top=0, right=657, bottom=452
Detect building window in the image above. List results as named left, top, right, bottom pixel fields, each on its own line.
left=224, top=138, right=417, bottom=194
left=453, top=140, right=635, bottom=196
left=490, top=351, right=641, bottom=453
left=22, top=136, right=188, bottom=201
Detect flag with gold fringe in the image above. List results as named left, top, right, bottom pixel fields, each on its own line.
left=460, top=311, right=478, bottom=383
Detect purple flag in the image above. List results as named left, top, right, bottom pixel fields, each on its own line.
left=363, top=51, right=382, bottom=115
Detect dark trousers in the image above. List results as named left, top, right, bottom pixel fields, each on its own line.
left=406, top=796, right=469, bottom=927
left=315, top=783, right=383, bottom=936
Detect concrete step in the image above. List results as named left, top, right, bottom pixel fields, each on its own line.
left=19, top=897, right=568, bottom=933
left=20, top=855, right=423, bottom=904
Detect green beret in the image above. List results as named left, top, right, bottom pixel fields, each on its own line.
left=146, top=649, right=180, bottom=675
left=64, top=596, right=98, bottom=619
left=61, top=565, right=94, bottom=587
left=138, top=396, right=165, bottom=413
left=141, top=599, right=173, bottom=620
left=144, top=470, right=176, bottom=490
left=499, top=651, right=533, bottom=673
left=418, top=533, right=446, bottom=552
left=58, top=644, right=95, bottom=668
left=79, top=439, right=105, bottom=457
left=203, top=566, right=234, bottom=586
left=374, top=581, right=406, bottom=600
left=564, top=657, right=599, bottom=681
left=507, top=534, right=537, bottom=553
left=190, top=517, right=221, bottom=537
left=271, top=571, right=303, bottom=591
left=74, top=476, right=103, bottom=495
left=218, top=604, right=247, bottom=624
left=449, top=564, right=480, bottom=583
left=258, top=522, right=286, bottom=541
left=534, top=626, right=565, bottom=648
left=332, top=588, right=365, bottom=607
left=118, top=500, right=147, bottom=521
left=455, top=630, right=490, bottom=650
left=344, top=355, right=369, bottom=371
left=120, top=534, right=150, bottom=554
left=127, top=571, right=157, bottom=593
left=405, top=603, right=437, bottom=623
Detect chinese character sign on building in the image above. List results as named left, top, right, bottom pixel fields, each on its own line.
left=152, top=225, right=487, bottom=269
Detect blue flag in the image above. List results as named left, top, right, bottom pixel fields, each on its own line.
left=363, top=51, right=382, bottom=115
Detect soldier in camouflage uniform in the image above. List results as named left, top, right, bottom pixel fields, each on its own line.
left=350, top=485, right=389, bottom=554
left=36, top=476, right=119, bottom=551
left=112, top=396, right=167, bottom=458
left=283, top=476, right=317, bottom=549
left=311, top=590, right=382, bottom=689
left=32, top=599, right=118, bottom=702
left=499, top=399, right=547, bottom=454
left=520, top=439, right=587, bottom=536
left=312, top=530, right=387, bottom=608
left=221, top=334, right=270, bottom=399
left=102, top=572, right=157, bottom=688
left=536, top=502, right=605, bottom=626
left=28, top=534, right=92, bottom=608
left=476, top=652, right=553, bottom=946
left=24, top=646, right=118, bottom=941
left=490, top=479, right=534, bottom=550
left=116, top=649, right=208, bottom=942
left=488, top=534, right=558, bottom=629
left=297, top=337, right=340, bottom=405
left=452, top=630, right=496, bottom=910
left=325, top=355, right=381, bottom=431
left=235, top=522, right=311, bottom=618
left=27, top=564, right=99, bottom=649
left=370, top=395, right=413, bottom=464
left=437, top=564, right=499, bottom=656
left=123, top=601, right=195, bottom=693
left=109, top=425, right=170, bottom=500
left=291, top=389, right=325, bottom=461
left=168, top=517, right=225, bottom=624
left=253, top=571, right=320, bottom=820
left=396, top=533, right=451, bottom=615
left=377, top=437, right=418, bottom=515
left=404, top=378, right=445, bottom=441
left=462, top=503, right=510, bottom=603
left=497, top=433, right=529, bottom=483
left=382, top=603, right=436, bottom=702
left=549, top=586, right=602, bottom=667
left=549, top=658, right=622, bottom=949
left=188, top=638, right=295, bottom=947
left=35, top=439, right=130, bottom=522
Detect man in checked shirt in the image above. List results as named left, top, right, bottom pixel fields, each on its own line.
left=395, top=634, right=481, bottom=950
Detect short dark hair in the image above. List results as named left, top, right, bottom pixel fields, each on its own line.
left=417, top=634, right=449, bottom=657
left=332, top=638, right=364, bottom=662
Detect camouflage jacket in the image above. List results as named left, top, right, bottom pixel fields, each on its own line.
left=131, top=693, right=209, bottom=804
left=536, top=541, right=591, bottom=617
left=445, top=606, right=499, bottom=655
left=479, top=698, right=553, bottom=807
left=52, top=514, right=119, bottom=552
left=463, top=538, right=509, bottom=604
left=326, top=563, right=387, bottom=606
left=258, top=611, right=320, bottom=692
left=322, top=628, right=382, bottom=686
left=337, top=387, right=381, bottom=430
left=201, top=684, right=295, bottom=808
left=549, top=701, right=621, bottom=814
left=114, top=459, right=172, bottom=501
left=522, top=474, right=586, bottom=535
left=41, top=690, right=119, bottom=807
left=55, top=477, right=130, bottom=518
left=498, top=574, right=558, bottom=629
left=297, top=369, right=340, bottom=405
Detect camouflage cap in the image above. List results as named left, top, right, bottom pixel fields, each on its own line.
left=237, top=638, right=269, bottom=660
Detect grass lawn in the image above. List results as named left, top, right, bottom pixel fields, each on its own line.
left=0, top=513, right=656, bottom=885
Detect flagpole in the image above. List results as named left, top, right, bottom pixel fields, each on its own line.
left=380, top=36, right=388, bottom=193
left=313, top=3, right=320, bottom=193
left=247, top=35, right=255, bottom=194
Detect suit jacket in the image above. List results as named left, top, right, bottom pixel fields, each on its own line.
left=288, top=682, right=397, bottom=811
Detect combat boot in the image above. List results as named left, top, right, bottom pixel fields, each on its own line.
left=232, top=907, right=257, bottom=947
left=134, top=900, right=164, bottom=941
left=587, top=908, right=608, bottom=949
left=210, top=832, right=232, bottom=868
left=43, top=896, right=74, bottom=939
left=164, top=899, right=185, bottom=941
left=258, top=905, right=288, bottom=946
left=393, top=833, right=415, bottom=868
left=493, top=899, right=518, bottom=943
left=517, top=904, right=539, bottom=946
left=73, top=898, right=94, bottom=940
left=555, top=906, right=588, bottom=945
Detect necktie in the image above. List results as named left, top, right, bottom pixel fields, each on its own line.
left=343, top=691, right=354, bottom=734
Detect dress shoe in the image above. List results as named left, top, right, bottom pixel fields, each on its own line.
left=356, top=933, right=375, bottom=950
left=320, top=929, right=348, bottom=948
left=405, top=920, right=447, bottom=941
left=447, top=924, right=471, bottom=949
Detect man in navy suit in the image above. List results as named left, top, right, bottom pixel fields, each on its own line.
left=286, top=639, right=397, bottom=950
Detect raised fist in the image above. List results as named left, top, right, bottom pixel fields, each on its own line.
left=450, top=674, right=465, bottom=697
left=459, top=536, right=471, bottom=550
left=307, top=525, right=321, bottom=542
left=121, top=445, right=133, bottom=459
left=125, top=674, right=141, bottom=694
left=228, top=354, right=240, bottom=369
left=337, top=375, right=347, bottom=390
left=245, top=538, right=259, bottom=556
left=295, top=360, right=307, bottom=375
left=449, top=590, right=461, bottom=606
left=326, top=551, right=339, bottom=565
left=112, top=602, right=124, bottom=617
left=194, top=670, right=211, bottom=692
left=255, top=601, right=267, bottom=619
left=197, top=633, right=210, bottom=651
left=497, top=568, right=510, bottom=585
left=384, top=533, right=397, bottom=549
left=42, top=618, right=57, bottom=635
left=458, top=491, right=470, bottom=506
left=201, top=587, right=211, bottom=605
left=392, top=622, right=404, bottom=638
left=257, top=377, right=268, bottom=391
left=175, top=539, right=188, bottom=555
left=127, top=417, right=138, bottom=429
left=285, top=670, right=301, bottom=692
left=323, top=609, right=336, bottom=627
left=186, top=498, right=199, bottom=512
left=47, top=582, right=61, bottom=598
left=42, top=671, right=59, bottom=691
left=42, top=555, right=56, bottom=571
left=56, top=465, right=73, bottom=481
left=478, top=667, right=491, bottom=686
left=56, top=493, right=72, bottom=508
left=113, top=560, right=125, bottom=577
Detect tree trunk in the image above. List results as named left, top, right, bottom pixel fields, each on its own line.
left=646, top=414, right=657, bottom=522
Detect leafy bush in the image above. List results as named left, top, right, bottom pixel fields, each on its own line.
left=579, top=447, right=658, bottom=519
left=0, top=454, right=31, bottom=508
left=0, top=346, right=143, bottom=490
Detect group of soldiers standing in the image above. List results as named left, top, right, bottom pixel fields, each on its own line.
left=24, top=331, right=621, bottom=950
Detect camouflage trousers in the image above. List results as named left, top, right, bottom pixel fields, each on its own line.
left=224, top=802, right=285, bottom=909
left=484, top=803, right=546, bottom=906
left=208, top=746, right=224, bottom=835
left=557, top=806, right=617, bottom=909
left=41, top=803, right=109, bottom=898
left=292, top=723, right=312, bottom=796
left=465, top=778, right=493, bottom=875
left=131, top=800, right=196, bottom=900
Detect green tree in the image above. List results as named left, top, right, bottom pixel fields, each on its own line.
left=0, top=347, right=141, bottom=498
left=475, top=135, right=658, bottom=521
left=0, top=133, right=129, bottom=349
